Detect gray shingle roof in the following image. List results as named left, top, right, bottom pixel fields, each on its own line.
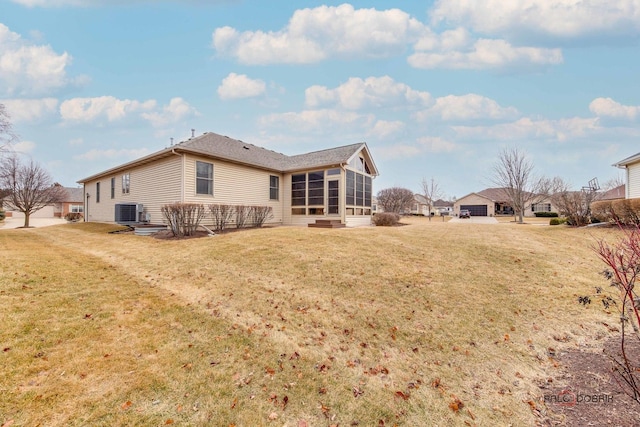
left=78, top=132, right=376, bottom=183
left=63, top=187, right=84, bottom=202
left=179, top=132, right=290, bottom=171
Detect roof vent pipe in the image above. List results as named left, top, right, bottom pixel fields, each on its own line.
left=191, top=129, right=195, bottom=138
left=170, top=137, right=174, bottom=146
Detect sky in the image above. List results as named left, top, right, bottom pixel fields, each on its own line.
left=1, top=0, right=640, bottom=199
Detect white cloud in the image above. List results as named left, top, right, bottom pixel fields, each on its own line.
left=416, top=136, right=457, bottom=152
left=213, top=4, right=425, bottom=64
left=73, top=147, right=150, bottom=161
left=368, top=120, right=405, bottom=139
left=68, top=137, right=83, bottom=146
left=217, top=73, right=266, bottom=100
left=409, top=38, right=563, bottom=70
left=141, top=97, right=199, bottom=127
left=0, top=24, right=73, bottom=95
left=376, top=143, right=422, bottom=160
left=416, top=94, right=519, bottom=121
left=0, top=98, right=58, bottom=122
left=305, top=76, right=432, bottom=110
left=60, top=96, right=156, bottom=123
left=430, top=0, right=640, bottom=41
left=452, top=117, right=601, bottom=142
left=258, top=109, right=375, bottom=134
left=589, top=97, right=640, bottom=120
left=376, top=136, right=458, bottom=160
left=14, top=140, right=35, bottom=153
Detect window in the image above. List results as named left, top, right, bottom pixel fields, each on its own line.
left=196, top=161, right=213, bottom=195
left=291, top=174, right=306, bottom=206
left=270, top=175, right=279, bottom=200
left=70, top=205, right=84, bottom=213
left=328, top=180, right=339, bottom=214
left=307, top=171, right=324, bottom=205
left=96, top=182, right=100, bottom=203
left=345, top=170, right=371, bottom=211
left=291, top=208, right=306, bottom=215
left=122, top=173, right=130, bottom=194
left=111, top=177, right=115, bottom=199
left=346, top=170, right=355, bottom=206
left=327, top=168, right=340, bottom=175
left=532, top=203, right=551, bottom=212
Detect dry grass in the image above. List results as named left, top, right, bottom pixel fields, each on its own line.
left=0, top=218, right=624, bottom=426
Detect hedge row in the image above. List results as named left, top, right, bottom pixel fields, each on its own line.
left=534, top=212, right=559, bottom=217
left=591, top=198, right=640, bottom=225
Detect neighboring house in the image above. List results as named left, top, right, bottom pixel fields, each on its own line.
left=409, top=194, right=432, bottom=216
left=58, top=187, right=85, bottom=217
left=454, top=187, right=556, bottom=217
left=598, top=184, right=625, bottom=201
left=433, top=199, right=453, bottom=216
left=77, top=132, right=379, bottom=228
left=614, top=152, right=640, bottom=199
left=2, top=186, right=83, bottom=219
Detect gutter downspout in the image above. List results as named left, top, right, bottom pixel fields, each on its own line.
left=171, top=149, right=185, bottom=203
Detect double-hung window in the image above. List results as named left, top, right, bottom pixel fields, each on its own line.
left=122, top=174, right=130, bottom=194
left=196, top=161, right=213, bottom=195
left=270, top=175, right=279, bottom=200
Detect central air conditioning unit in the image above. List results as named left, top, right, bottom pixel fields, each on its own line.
left=115, top=203, right=145, bottom=224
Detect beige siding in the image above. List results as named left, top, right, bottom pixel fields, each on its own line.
left=453, top=194, right=493, bottom=215
left=628, top=162, right=640, bottom=199
left=346, top=216, right=372, bottom=227
left=84, top=155, right=182, bottom=223
left=183, top=155, right=284, bottom=226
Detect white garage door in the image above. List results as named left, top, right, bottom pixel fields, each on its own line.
left=10, top=205, right=56, bottom=218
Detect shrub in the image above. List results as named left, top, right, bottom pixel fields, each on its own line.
left=249, top=206, right=273, bottom=227
left=593, top=199, right=640, bottom=225
left=235, top=205, right=250, bottom=228
left=161, top=203, right=206, bottom=237
left=0, top=210, right=5, bottom=221
left=64, top=212, right=83, bottom=222
left=595, top=224, right=640, bottom=405
left=373, top=212, right=400, bottom=226
left=209, top=204, right=234, bottom=232
left=549, top=217, right=567, bottom=226
left=534, top=212, right=558, bottom=217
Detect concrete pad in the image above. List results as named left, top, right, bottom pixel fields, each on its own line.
left=0, top=217, right=67, bottom=230
left=447, top=216, right=498, bottom=224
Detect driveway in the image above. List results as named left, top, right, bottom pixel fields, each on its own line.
left=448, top=216, right=498, bottom=224
left=0, top=217, right=67, bottom=229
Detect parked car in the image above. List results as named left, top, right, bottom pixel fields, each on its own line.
left=459, top=209, right=471, bottom=218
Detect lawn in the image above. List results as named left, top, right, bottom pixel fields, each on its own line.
left=0, top=217, right=623, bottom=426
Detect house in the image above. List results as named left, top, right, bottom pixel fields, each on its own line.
left=614, top=152, right=640, bottom=198
left=77, top=132, right=379, bottom=228
left=409, top=194, right=432, bottom=216
left=433, top=199, right=453, bottom=216
left=453, top=187, right=556, bottom=217
left=57, top=187, right=85, bottom=218
left=2, top=186, right=83, bottom=219
left=598, top=184, right=625, bottom=201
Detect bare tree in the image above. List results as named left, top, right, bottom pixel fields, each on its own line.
left=1, top=103, right=17, bottom=150
left=420, top=177, right=443, bottom=220
left=549, top=176, right=600, bottom=226
left=491, top=147, right=548, bottom=223
left=376, top=187, right=415, bottom=214
left=602, top=175, right=625, bottom=192
left=0, top=154, right=66, bottom=227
